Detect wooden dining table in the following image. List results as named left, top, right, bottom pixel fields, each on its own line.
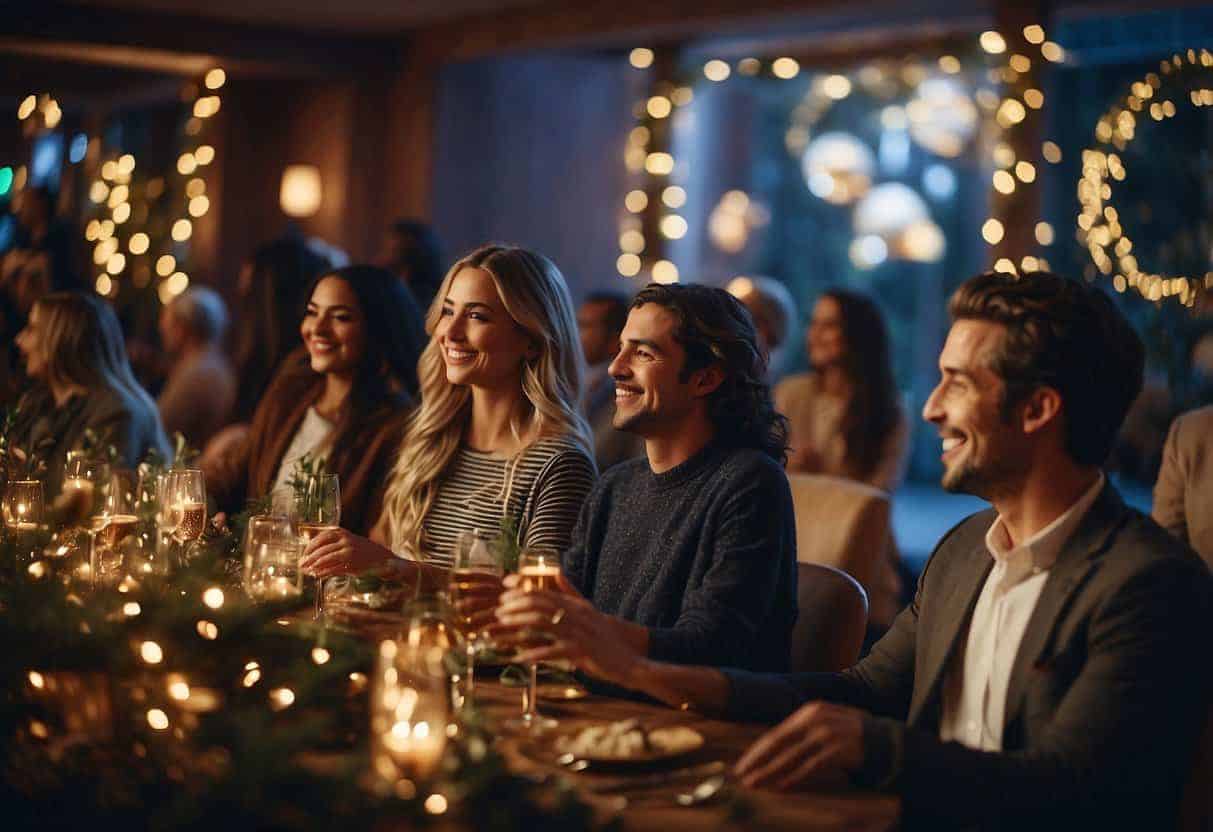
left=329, top=603, right=901, bottom=831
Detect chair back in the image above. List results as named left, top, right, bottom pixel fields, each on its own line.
left=790, top=562, right=868, bottom=673
left=787, top=473, right=891, bottom=593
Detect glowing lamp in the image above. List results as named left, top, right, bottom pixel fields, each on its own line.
left=279, top=165, right=322, bottom=218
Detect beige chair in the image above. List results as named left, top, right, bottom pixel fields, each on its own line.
left=790, top=563, right=868, bottom=673
left=786, top=473, right=897, bottom=626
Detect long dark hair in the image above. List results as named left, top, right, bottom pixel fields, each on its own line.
left=231, top=233, right=329, bottom=420
left=821, top=289, right=900, bottom=480
left=633, top=283, right=788, bottom=463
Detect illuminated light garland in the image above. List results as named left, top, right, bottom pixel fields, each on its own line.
left=1077, top=49, right=1213, bottom=306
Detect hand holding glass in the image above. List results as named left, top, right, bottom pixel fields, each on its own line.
left=295, top=473, right=340, bottom=620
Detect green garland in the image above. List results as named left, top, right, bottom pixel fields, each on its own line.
left=0, top=523, right=601, bottom=830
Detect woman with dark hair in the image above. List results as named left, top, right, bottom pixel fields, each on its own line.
left=230, top=233, right=331, bottom=422
left=207, top=265, right=426, bottom=535
left=11, top=292, right=169, bottom=496
left=775, top=289, right=908, bottom=491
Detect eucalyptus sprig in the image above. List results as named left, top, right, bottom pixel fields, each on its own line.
left=495, top=514, right=522, bottom=574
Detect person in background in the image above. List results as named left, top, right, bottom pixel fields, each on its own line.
left=727, top=275, right=799, bottom=382
left=206, top=265, right=425, bottom=537
left=775, top=289, right=908, bottom=492
left=0, top=186, right=82, bottom=317
left=1152, top=404, right=1213, bottom=569
left=156, top=287, right=236, bottom=448
left=229, top=233, right=331, bottom=423
left=518, top=271, right=1211, bottom=831
left=577, top=289, right=643, bottom=472
left=11, top=292, right=169, bottom=496
left=493, top=283, right=798, bottom=674
left=300, top=244, right=595, bottom=581
left=381, top=219, right=444, bottom=313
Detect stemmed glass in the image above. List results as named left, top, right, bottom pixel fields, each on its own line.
left=64, top=458, right=110, bottom=588
left=162, top=469, right=207, bottom=560
left=295, top=473, right=341, bottom=620
left=505, top=548, right=562, bottom=732
left=449, top=530, right=504, bottom=698
left=90, top=471, right=137, bottom=586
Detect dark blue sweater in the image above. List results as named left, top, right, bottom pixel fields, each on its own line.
left=562, top=443, right=797, bottom=673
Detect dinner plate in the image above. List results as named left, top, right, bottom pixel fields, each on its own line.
left=553, top=722, right=704, bottom=764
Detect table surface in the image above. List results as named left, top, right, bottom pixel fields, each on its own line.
left=327, top=603, right=901, bottom=831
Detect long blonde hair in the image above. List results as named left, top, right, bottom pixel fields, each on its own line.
left=380, top=244, right=591, bottom=553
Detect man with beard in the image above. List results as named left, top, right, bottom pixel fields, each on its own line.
left=496, top=282, right=798, bottom=673
left=502, top=271, right=1211, bottom=831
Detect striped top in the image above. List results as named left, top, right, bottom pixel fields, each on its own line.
left=407, top=435, right=597, bottom=568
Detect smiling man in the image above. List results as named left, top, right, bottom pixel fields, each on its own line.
left=496, top=282, right=798, bottom=673
left=509, top=271, right=1212, bottom=830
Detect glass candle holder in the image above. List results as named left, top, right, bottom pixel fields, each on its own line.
left=3, top=479, right=45, bottom=533
left=370, top=638, right=450, bottom=798
left=244, top=516, right=304, bottom=601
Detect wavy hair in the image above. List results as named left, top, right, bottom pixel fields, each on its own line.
left=380, top=244, right=591, bottom=553
left=32, top=291, right=158, bottom=416
left=632, top=283, right=789, bottom=463
left=820, top=289, right=901, bottom=481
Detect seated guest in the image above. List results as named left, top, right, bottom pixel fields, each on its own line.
left=156, top=287, right=236, bottom=447
left=727, top=275, right=799, bottom=381
left=207, top=265, right=425, bottom=536
left=577, top=289, right=643, bottom=472
left=230, top=233, right=331, bottom=423
left=775, top=289, right=908, bottom=491
left=495, top=283, right=798, bottom=673
left=380, top=219, right=444, bottom=313
left=508, top=271, right=1212, bottom=830
left=11, top=292, right=169, bottom=495
left=300, top=244, right=596, bottom=577
left=1153, top=404, right=1213, bottom=569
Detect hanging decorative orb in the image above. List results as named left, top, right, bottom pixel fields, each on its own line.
left=906, top=77, right=978, bottom=158
left=801, top=131, right=875, bottom=205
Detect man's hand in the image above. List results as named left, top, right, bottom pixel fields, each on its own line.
left=492, top=575, right=645, bottom=686
left=734, top=701, right=865, bottom=791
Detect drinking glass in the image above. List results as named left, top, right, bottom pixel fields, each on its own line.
left=90, top=471, right=137, bottom=586
left=64, top=458, right=110, bottom=588
left=244, top=515, right=304, bottom=601
left=3, top=479, right=44, bottom=533
left=505, top=548, right=561, bottom=732
left=370, top=638, right=450, bottom=796
left=163, top=469, right=207, bottom=560
left=294, top=473, right=341, bottom=621
left=449, top=530, right=504, bottom=698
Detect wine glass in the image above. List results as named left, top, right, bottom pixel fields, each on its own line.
left=90, top=471, right=137, bottom=586
left=244, top=515, right=303, bottom=601
left=505, top=548, right=562, bottom=732
left=449, top=530, right=504, bottom=699
left=295, top=473, right=341, bottom=621
left=164, top=469, right=207, bottom=560
left=64, top=458, right=110, bottom=589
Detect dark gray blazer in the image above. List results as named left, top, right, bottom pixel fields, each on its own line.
left=726, top=482, right=1212, bottom=830
left=14, top=384, right=170, bottom=495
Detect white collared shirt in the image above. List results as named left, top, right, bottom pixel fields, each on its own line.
left=939, top=473, right=1105, bottom=751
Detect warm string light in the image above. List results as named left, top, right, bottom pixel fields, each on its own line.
left=1079, top=49, right=1213, bottom=306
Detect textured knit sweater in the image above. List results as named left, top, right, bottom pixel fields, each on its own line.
left=563, top=442, right=798, bottom=672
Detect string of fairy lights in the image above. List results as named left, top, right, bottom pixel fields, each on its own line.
left=16, top=67, right=226, bottom=307
left=1077, top=48, right=1213, bottom=307
left=617, top=23, right=1070, bottom=285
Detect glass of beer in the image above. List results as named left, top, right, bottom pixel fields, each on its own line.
left=506, top=547, right=562, bottom=732
left=294, top=473, right=341, bottom=621
left=449, top=530, right=504, bottom=698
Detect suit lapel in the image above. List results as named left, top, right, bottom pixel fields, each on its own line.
left=909, top=539, right=994, bottom=725
left=1001, top=483, right=1125, bottom=738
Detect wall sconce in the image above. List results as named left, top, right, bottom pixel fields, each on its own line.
left=279, top=165, right=322, bottom=218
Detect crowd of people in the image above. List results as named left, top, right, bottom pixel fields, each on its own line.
left=1, top=210, right=1211, bottom=829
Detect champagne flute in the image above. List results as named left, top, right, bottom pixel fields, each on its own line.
left=295, top=473, right=341, bottom=620
left=91, top=471, right=137, bottom=586
left=449, top=530, right=504, bottom=698
left=166, top=469, right=207, bottom=557
left=505, top=548, right=562, bottom=732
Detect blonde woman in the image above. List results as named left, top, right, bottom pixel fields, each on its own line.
left=300, top=244, right=596, bottom=583
left=12, top=292, right=170, bottom=496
